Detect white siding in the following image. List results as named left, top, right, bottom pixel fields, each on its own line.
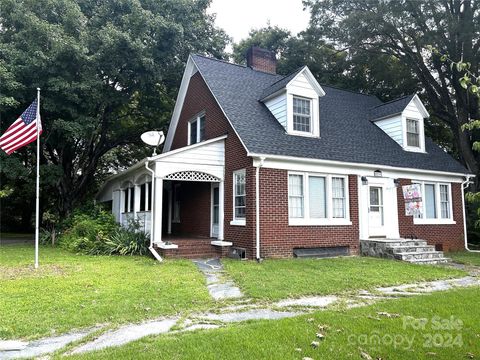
left=375, top=115, right=403, bottom=146
left=288, top=72, right=318, bottom=98
left=265, top=93, right=287, bottom=129
left=403, top=100, right=423, bottom=120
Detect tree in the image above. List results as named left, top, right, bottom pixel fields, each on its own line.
left=306, top=0, right=480, bottom=184
left=0, top=0, right=229, bottom=220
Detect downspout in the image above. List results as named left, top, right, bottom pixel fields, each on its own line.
left=145, top=160, right=163, bottom=262
left=462, top=175, right=480, bottom=253
left=255, top=157, right=266, bottom=261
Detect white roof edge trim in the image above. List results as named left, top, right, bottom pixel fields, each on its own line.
left=163, top=56, right=198, bottom=152
left=148, top=135, right=227, bottom=161
left=410, top=94, right=430, bottom=118
left=287, top=66, right=326, bottom=97
left=247, top=152, right=472, bottom=178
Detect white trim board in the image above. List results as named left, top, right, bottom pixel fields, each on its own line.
left=250, top=154, right=470, bottom=182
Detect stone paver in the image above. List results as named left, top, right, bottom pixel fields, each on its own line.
left=70, top=318, right=178, bottom=354
left=0, top=327, right=98, bottom=360
left=275, top=295, right=338, bottom=308
left=199, top=309, right=302, bottom=323
left=193, top=258, right=243, bottom=300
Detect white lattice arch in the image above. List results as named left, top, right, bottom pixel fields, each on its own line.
left=163, top=171, right=220, bottom=182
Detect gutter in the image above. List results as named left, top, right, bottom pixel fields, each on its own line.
left=145, top=160, right=163, bottom=262
left=255, top=157, right=266, bottom=261
left=461, top=175, right=480, bottom=253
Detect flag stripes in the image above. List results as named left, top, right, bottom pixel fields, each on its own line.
left=0, top=100, right=42, bottom=155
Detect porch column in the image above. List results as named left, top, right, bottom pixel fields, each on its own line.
left=218, top=180, right=225, bottom=240
left=134, top=184, right=141, bottom=219
left=167, top=188, right=172, bottom=235
left=154, top=177, right=163, bottom=244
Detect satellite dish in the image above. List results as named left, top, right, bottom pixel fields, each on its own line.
left=141, top=131, right=165, bottom=155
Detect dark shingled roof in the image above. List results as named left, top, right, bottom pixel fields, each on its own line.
left=369, top=94, right=415, bottom=121
left=191, top=54, right=468, bottom=174
left=259, top=66, right=304, bottom=100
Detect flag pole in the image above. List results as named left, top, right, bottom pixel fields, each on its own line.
left=34, top=88, right=40, bottom=269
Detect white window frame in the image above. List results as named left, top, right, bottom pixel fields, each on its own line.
left=412, top=181, right=455, bottom=224
left=402, top=116, right=425, bottom=153
left=187, top=113, right=206, bottom=145
left=286, top=94, right=320, bottom=138
left=292, top=96, right=312, bottom=134
left=231, top=169, right=246, bottom=226
left=288, top=172, right=351, bottom=226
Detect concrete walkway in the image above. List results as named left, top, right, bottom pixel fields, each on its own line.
left=1, top=268, right=479, bottom=358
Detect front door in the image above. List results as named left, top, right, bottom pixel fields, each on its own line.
left=211, top=184, right=219, bottom=238
left=368, top=186, right=385, bottom=237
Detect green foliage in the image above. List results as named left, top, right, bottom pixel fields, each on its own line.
left=104, top=220, right=150, bottom=256
left=59, top=208, right=119, bottom=255
left=0, top=0, right=229, bottom=221
left=59, top=207, right=150, bottom=256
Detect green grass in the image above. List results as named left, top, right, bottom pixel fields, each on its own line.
left=65, top=287, right=480, bottom=360
left=449, top=251, right=480, bottom=266
left=223, top=257, right=466, bottom=300
left=0, top=245, right=212, bottom=340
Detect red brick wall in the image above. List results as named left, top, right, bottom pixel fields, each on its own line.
left=170, top=72, right=256, bottom=256
left=170, top=181, right=211, bottom=238
left=396, top=179, right=464, bottom=251
left=258, top=169, right=360, bottom=258
left=246, top=47, right=277, bottom=74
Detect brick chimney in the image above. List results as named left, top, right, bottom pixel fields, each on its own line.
left=246, top=46, right=277, bottom=74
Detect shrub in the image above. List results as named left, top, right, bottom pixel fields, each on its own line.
left=104, top=220, right=150, bottom=256
left=59, top=207, right=150, bottom=256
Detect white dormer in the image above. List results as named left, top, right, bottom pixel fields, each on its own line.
left=372, top=94, right=429, bottom=153
left=262, top=67, right=325, bottom=137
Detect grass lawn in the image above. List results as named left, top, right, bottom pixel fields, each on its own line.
left=223, top=257, right=466, bottom=300
left=0, top=245, right=212, bottom=340
left=449, top=251, right=480, bottom=266
left=65, top=287, right=480, bottom=360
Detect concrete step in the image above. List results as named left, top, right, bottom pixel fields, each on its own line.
left=405, top=257, right=451, bottom=265
left=394, top=251, right=446, bottom=261
left=387, top=245, right=436, bottom=254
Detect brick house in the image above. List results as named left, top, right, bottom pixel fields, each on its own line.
left=97, top=47, right=472, bottom=261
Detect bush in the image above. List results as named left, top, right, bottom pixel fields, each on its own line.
left=59, top=207, right=150, bottom=256
left=104, top=220, right=150, bottom=256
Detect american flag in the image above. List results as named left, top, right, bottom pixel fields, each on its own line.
left=0, top=99, right=42, bottom=155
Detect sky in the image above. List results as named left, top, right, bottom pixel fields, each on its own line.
left=208, top=0, right=311, bottom=44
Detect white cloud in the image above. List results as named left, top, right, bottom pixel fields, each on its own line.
left=208, top=0, right=310, bottom=43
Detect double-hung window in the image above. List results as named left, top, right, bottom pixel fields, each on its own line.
left=292, top=97, right=311, bottom=133
left=188, top=114, right=206, bottom=145
left=413, top=181, right=453, bottom=223
left=288, top=172, right=350, bottom=225
left=406, top=118, right=420, bottom=148
left=232, top=169, right=246, bottom=225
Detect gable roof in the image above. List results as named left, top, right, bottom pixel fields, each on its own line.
left=178, top=54, right=468, bottom=175
left=369, top=94, right=415, bottom=121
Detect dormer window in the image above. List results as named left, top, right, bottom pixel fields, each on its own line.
left=188, top=114, right=205, bottom=145
left=293, top=97, right=312, bottom=133
left=406, top=118, right=420, bottom=148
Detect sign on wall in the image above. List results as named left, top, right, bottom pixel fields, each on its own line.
left=402, top=184, right=423, bottom=217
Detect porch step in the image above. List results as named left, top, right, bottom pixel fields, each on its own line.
left=360, top=238, right=449, bottom=265
left=154, top=238, right=228, bottom=259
